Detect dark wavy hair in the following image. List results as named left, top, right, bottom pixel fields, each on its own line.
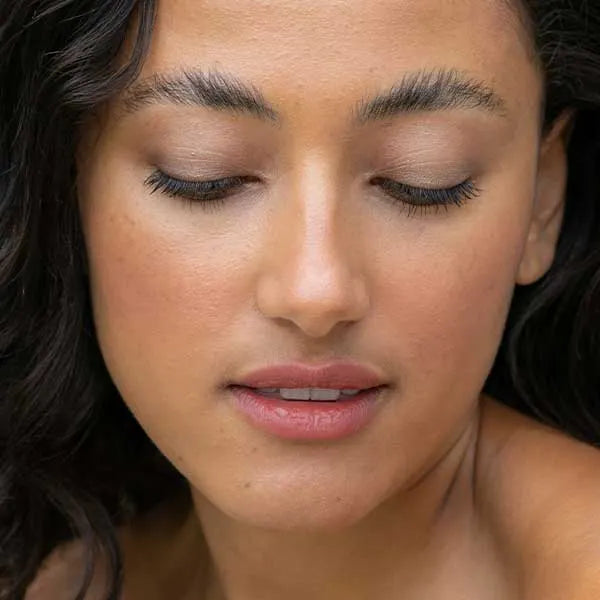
left=0, top=0, right=599, bottom=598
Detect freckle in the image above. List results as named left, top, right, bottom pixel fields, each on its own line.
left=335, top=496, right=342, bottom=502
left=244, top=482, right=252, bottom=489
left=251, top=447, right=258, bottom=454
left=124, top=214, right=136, bottom=227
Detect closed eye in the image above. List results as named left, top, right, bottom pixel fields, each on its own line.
left=144, top=171, right=255, bottom=205
left=370, top=176, right=481, bottom=217
left=144, top=169, right=480, bottom=216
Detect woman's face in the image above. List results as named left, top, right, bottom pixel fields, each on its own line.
left=77, top=0, right=563, bottom=530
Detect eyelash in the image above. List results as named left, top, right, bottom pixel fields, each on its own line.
left=144, top=170, right=481, bottom=216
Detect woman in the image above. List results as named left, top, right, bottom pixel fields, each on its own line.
left=1, top=0, right=600, bottom=598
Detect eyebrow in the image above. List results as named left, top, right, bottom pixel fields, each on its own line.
left=121, top=67, right=508, bottom=125
left=353, top=68, right=507, bottom=123
left=122, top=69, right=280, bottom=122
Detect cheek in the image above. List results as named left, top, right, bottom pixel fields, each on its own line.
left=80, top=192, right=255, bottom=414
left=375, top=206, right=528, bottom=407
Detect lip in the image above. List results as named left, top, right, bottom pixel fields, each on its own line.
left=231, top=360, right=387, bottom=390
left=228, top=386, right=387, bottom=440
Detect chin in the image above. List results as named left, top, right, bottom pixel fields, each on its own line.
left=195, top=480, right=382, bottom=533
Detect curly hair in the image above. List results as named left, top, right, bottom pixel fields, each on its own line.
left=0, top=1, right=599, bottom=598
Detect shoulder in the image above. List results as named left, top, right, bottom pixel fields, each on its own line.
left=25, top=527, right=142, bottom=600
left=25, top=539, right=97, bottom=600
left=25, top=491, right=199, bottom=600
left=25, top=533, right=137, bottom=600
left=477, top=396, right=600, bottom=598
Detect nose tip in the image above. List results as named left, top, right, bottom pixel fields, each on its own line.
left=255, top=257, right=370, bottom=339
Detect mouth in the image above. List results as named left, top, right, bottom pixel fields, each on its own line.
left=227, top=383, right=388, bottom=439
left=229, top=385, right=385, bottom=402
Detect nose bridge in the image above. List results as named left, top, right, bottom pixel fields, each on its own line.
left=287, top=158, right=345, bottom=275
left=255, top=156, right=369, bottom=338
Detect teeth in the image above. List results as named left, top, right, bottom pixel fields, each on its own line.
left=281, top=388, right=313, bottom=400
left=255, top=388, right=363, bottom=401
left=306, top=388, right=341, bottom=401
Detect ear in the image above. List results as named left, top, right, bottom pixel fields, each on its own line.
left=516, top=110, right=575, bottom=285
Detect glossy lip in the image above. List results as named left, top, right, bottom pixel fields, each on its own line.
left=228, top=385, right=387, bottom=440
left=230, top=360, right=388, bottom=390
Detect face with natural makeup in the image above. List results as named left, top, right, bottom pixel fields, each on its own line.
left=77, top=0, right=568, bottom=532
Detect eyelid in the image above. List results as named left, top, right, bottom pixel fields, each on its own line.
left=370, top=176, right=481, bottom=216
left=371, top=175, right=478, bottom=194
left=144, top=169, right=256, bottom=197
left=144, top=169, right=480, bottom=216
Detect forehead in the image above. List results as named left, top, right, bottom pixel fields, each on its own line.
left=128, top=0, right=539, bottom=126
left=146, top=0, right=529, bottom=66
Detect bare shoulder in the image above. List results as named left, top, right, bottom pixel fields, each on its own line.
left=477, top=396, right=600, bottom=598
left=25, top=526, right=144, bottom=600
left=24, top=538, right=101, bottom=600
left=25, top=491, right=202, bottom=600
left=25, top=521, right=150, bottom=600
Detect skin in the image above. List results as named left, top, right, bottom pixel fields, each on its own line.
left=37, top=0, right=598, bottom=598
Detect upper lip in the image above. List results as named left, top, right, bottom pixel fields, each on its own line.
left=232, top=360, right=387, bottom=390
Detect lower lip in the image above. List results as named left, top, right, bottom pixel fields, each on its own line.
left=228, top=386, right=386, bottom=440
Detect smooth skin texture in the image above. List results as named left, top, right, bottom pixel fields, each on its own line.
left=28, top=0, right=600, bottom=598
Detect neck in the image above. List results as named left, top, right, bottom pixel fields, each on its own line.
left=182, top=405, right=483, bottom=600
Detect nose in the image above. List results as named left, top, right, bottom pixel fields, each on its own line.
left=255, top=165, right=370, bottom=339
